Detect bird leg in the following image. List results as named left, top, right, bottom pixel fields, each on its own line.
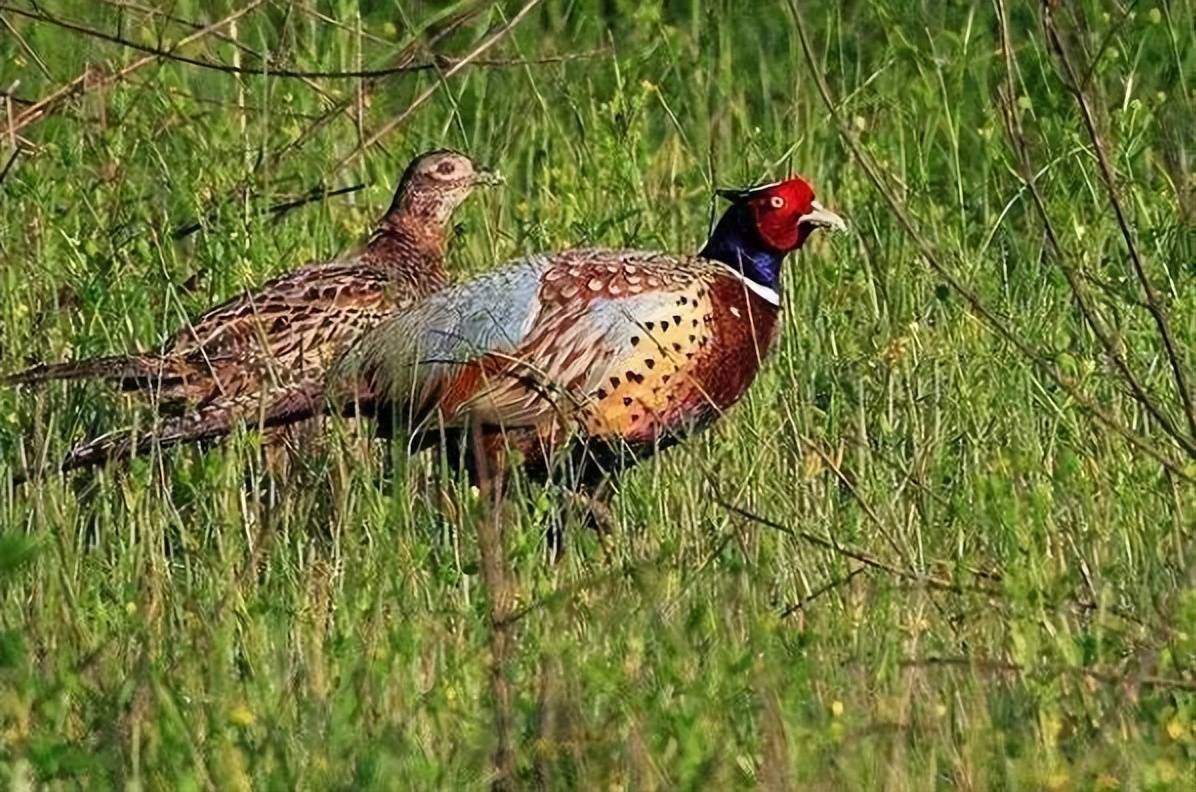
left=547, top=477, right=616, bottom=561
left=574, top=477, right=615, bottom=537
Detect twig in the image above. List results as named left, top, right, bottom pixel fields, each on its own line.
left=803, top=439, right=915, bottom=572
left=1, top=0, right=268, bottom=137
left=1, top=4, right=592, bottom=81
left=902, top=653, right=1196, bottom=693
left=0, top=147, right=18, bottom=187
left=267, top=1, right=488, bottom=166
left=716, top=497, right=1001, bottom=597
left=500, top=548, right=672, bottom=627
left=786, top=0, right=1196, bottom=484
left=1076, top=1, right=1144, bottom=92
left=170, top=182, right=366, bottom=240
left=0, top=86, right=34, bottom=106
left=330, top=0, right=546, bottom=175
left=1, top=3, right=412, bottom=78
left=267, top=183, right=366, bottom=221
left=780, top=565, right=868, bottom=618
left=93, top=0, right=272, bottom=62
left=993, top=0, right=1196, bottom=459
left=1042, top=1, right=1196, bottom=446
left=1, top=10, right=52, bottom=79
left=154, top=3, right=485, bottom=255
left=1, top=68, right=92, bottom=136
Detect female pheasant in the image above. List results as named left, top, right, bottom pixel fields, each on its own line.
left=7, top=149, right=500, bottom=474
left=335, top=176, right=844, bottom=487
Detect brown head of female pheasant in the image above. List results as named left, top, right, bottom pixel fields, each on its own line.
left=335, top=175, right=845, bottom=488
left=364, top=150, right=503, bottom=292
left=6, top=149, right=501, bottom=477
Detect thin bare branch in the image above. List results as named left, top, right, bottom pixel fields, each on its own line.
left=716, top=496, right=1001, bottom=597
left=330, top=0, right=547, bottom=175
left=170, top=183, right=366, bottom=240
left=0, top=147, right=18, bottom=187
left=780, top=565, right=868, bottom=618
left=1, top=0, right=268, bottom=137
left=786, top=0, right=1196, bottom=483
left=1041, top=1, right=1196, bottom=444
left=902, top=654, right=1196, bottom=693
left=263, top=2, right=488, bottom=166
left=993, top=0, right=1196, bottom=459
left=0, top=10, right=52, bottom=79
left=803, top=439, right=915, bottom=571
left=469, top=426, right=517, bottom=791
left=1, top=3, right=593, bottom=81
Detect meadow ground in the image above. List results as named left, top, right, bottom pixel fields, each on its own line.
left=1, top=0, right=1195, bottom=789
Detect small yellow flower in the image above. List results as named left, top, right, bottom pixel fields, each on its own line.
left=1165, top=718, right=1185, bottom=740
left=229, top=703, right=255, bottom=727
left=830, top=700, right=844, bottom=717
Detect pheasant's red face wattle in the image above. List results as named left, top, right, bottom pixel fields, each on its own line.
left=745, top=178, right=815, bottom=251
left=735, top=177, right=846, bottom=253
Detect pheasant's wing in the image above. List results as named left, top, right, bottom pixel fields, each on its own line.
left=153, top=260, right=398, bottom=405
left=458, top=287, right=685, bottom=426
left=337, top=255, right=551, bottom=421
left=338, top=250, right=706, bottom=431
left=168, top=260, right=393, bottom=361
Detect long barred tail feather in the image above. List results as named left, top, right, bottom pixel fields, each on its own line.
left=6, top=383, right=330, bottom=483
left=3, top=354, right=192, bottom=389
left=59, top=384, right=327, bottom=475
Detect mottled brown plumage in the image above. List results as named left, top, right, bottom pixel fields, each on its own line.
left=8, top=150, right=500, bottom=476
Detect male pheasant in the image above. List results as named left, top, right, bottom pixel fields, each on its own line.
left=7, top=149, right=500, bottom=475
left=334, top=176, right=845, bottom=488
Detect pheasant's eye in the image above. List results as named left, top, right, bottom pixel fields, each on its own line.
left=436, top=161, right=457, bottom=175
left=769, top=196, right=785, bottom=209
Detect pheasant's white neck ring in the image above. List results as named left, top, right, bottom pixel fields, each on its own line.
left=722, top=265, right=781, bottom=306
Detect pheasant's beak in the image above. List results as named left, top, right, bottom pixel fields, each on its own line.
left=473, top=167, right=505, bottom=187
left=798, top=200, right=847, bottom=232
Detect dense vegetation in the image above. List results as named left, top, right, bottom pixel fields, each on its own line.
left=1, top=0, right=1194, bottom=788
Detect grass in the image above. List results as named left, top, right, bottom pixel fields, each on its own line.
left=1, top=0, right=1196, bottom=788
